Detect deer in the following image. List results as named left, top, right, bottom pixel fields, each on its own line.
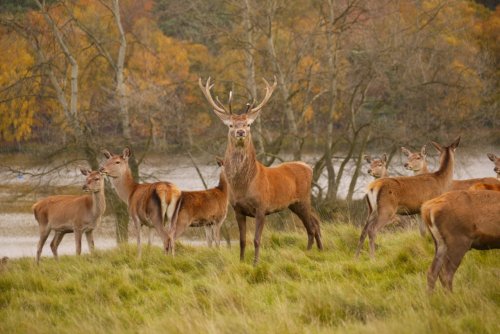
left=401, top=145, right=429, bottom=174
left=364, top=154, right=389, bottom=179
left=166, top=158, right=229, bottom=255
left=469, top=182, right=500, bottom=191
left=99, top=148, right=181, bottom=257
left=355, top=137, right=461, bottom=258
left=421, top=190, right=500, bottom=292
left=402, top=146, right=499, bottom=190
left=199, top=77, right=323, bottom=265
left=487, top=153, right=499, bottom=178
left=32, top=168, right=106, bottom=264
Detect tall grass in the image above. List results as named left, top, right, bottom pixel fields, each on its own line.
left=0, top=224, right=498, bottom=334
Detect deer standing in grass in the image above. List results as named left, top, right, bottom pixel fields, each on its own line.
left=166, top=158, right=228, bottom=255
left=487, top=153, right=499, bottom=178
left=402, top=146, right=499, bottom=189
left=401, top=146, right=429, bottom=174
left=99, top=148, right=181, bottom=257
left=199, top=77, right=323, bottom=265
left=421, top=190, right=500, bottom=292
left=33, top=168, right=106, bottom=264
left=355, top=137, right=461, bottom=258
left=364, top=154, right=389, bottom=179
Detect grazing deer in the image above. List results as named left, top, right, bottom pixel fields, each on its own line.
left=166, top=158, right=229, bottom=255
left=355, top=137, right=460, bottom=258
left=364, top=154, right=388, bottom=178
left=99, top=148, right=181, bottom=257
left=421, top=190, right=500, bottom=292
left=32, top=168, right=106, bottom=264
left=199, top=77, right=323, bottom=265
left=401, top=145, right=429, bottom=174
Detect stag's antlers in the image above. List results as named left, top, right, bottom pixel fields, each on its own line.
left=198, top=76, right=277, bottom=121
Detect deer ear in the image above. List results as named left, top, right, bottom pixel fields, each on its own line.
left=401, top=147, right=410, bottom=157
left=450, top=136, right=460, bottom=150
left=122, top=147, right=131, bottom=160
left=80, top=167, right=91, bottom=176
left=421, top=145, right=426, bottom=157
left=381, top=154, right=388, bottom=163
left=102, top=149, right=112, bottom=159
left=364, top=155, right=371, bottom=163
left=431, top=141, right=443, bottom=153
left=215, top=157, right=224, bottom=167
left=487, top=153, right=497, bottom=162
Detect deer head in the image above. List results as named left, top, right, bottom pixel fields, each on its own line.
left=199, top=77, right=277, bottom=147
left=364, top=154, right=388, bottom=178
left=81, top=168, right=105, bottom=193
left=487, top=153, right=500, bottom=177
left=401, top=145, right=427, bottom=173
left=99, top=147, right=131, bottom=178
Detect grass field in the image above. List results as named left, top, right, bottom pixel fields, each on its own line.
left=0, top=224, right=498, bottom=334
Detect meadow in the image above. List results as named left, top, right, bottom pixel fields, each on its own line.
left=0, top=224, right=498, bottom=334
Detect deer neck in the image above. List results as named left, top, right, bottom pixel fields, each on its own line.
left=434, top=148, right=455, bottom=187
left=217, top=169, right=229, bottom=194
left=91, top=184, right=107, bottom=218
left=224, top=135, right=258, bottom=189
left=380, top=168, right=388, bottom=178
left=110, top=168, right=137, bottom=205
left=420, top=161, right=429, bottom=174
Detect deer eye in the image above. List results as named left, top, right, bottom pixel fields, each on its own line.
left=229, top=124, right=233, bottom=128
left=115, top=161, right=120, bottom=164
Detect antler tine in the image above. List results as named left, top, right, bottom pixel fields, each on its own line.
left=228, top=91, right=233, bottom=114
left=250, top=76, right=278, bottom=114
left=198, top=77, right=231, bottom=115
left=244, top=99, right=256, bottom=114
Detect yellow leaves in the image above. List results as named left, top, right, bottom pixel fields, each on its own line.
left=304, top=106, right=314, bottom=123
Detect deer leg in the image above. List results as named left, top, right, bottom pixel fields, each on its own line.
left=427, top=242, right=447, bottom=292
left=355, top=212, right=375, bottom=258
left=74, top=229, right=83, bottom=256
left=310, top=212, right=323, bottom=250
left=132, top=216, right=142, bottom=258
left=215, top=222, right=222, bottom=248
left=236, top=211, right=247, bottom=261
left=50, top=231, right=64, bottom=260
left=288, top=203, right=315, bottom=250
left=367, top=208, right=396, bottom=259
left=36, top=226, right=51, bottom=264
left=417, top=216, right=427, bottom=237
left=253, top=211, right=266, bottom=266
left=440, top=239, right=471, bottom=292
left=85, top=230, right=95, bottom=254
left=147, top=227, right=153, bottom=246
left=205, top=225, right=213, bottom=247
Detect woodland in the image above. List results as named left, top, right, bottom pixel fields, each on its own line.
left=0, top=0, right=498, bottom=238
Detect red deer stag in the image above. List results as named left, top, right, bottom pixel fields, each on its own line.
left=487, top=153, right=499, bottom=179
left=421, top=190, right=500, bottom=292
left=99, top=148, right=181, bottom=257
left=199, top=77, right=323, bottom=265
left=401, top=145, right=429, bottom=174
left=364, top=154, right=389, bottom=179
left=355, top=137, right=460, bottom=258
left=33, top=168, right=106, bottom=263
left=166, top=158, right=229, bottom=255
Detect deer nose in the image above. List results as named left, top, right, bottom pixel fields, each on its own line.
left=404, top=163, right=409, bottom=168
left=236, top=130, right=246, bottom=137
left=82, top=184, right=89, bottom=191
left=367, top=169, right=372, bottom=174
left=99, top=166, right=106, bottom=173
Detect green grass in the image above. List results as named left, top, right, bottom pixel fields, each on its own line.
left=0, top=224, right=499, bottom=334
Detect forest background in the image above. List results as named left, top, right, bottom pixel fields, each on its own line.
left=0, top=0, right=498, bottom=241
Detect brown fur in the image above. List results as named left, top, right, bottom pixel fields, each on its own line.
left=355, top=137, right=460, bottom=258
left=450, top=177, right=500, bottom=190
left=99, top=148, right=181, bottom=257
left=421, top=190, right=500, bottom=292
left=469, top=183, right=500, bottom=191
left=166, top=161, right=229, bottom=255
left=32, top=169, right=106, bottom=263
left=199, top=78, right=322, bottom=265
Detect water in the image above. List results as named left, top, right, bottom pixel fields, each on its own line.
left=0, top=151, right=496, bottom=259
